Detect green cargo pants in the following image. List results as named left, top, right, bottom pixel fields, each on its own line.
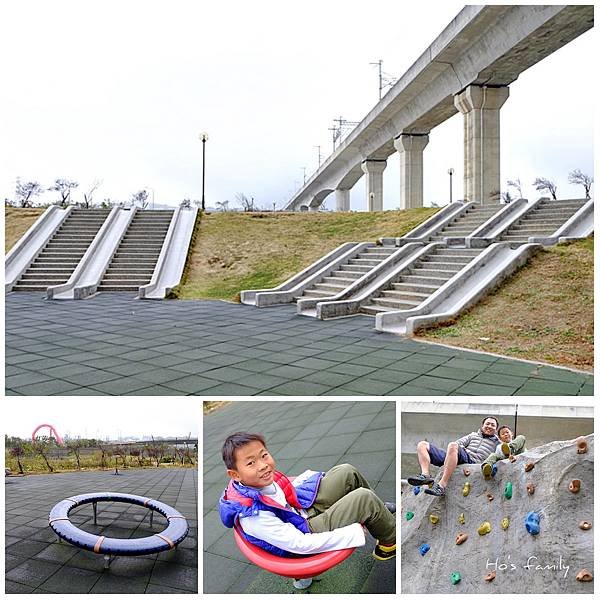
left=306, top=464, right=396, bottom=544
left=483, top=435, right=527, bottom=466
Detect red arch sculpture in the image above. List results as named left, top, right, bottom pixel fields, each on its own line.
left=32, top=424, right=64, bottom=446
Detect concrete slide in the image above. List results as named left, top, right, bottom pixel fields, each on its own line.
left=139, top=207, right=198, bottom=299
left=46, top=207, right=136, bottom=299
left=375, top=243, right=542, bottom=335
left=5, top=206, right=72, bottom=292
left=401, top=435, right=593, bottom=593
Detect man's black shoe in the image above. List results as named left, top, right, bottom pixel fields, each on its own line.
left=407, top=474, right=434, bottom=486
left=424, top=483, right=446, bottom=497
left=384, top=502, right=396, bottom=514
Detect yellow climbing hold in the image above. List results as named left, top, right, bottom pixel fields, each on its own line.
left=458, top=513, right=465, bottom=525
left=478, top=521, right=492, bottom=536
left=429, top=514, right=439, bottom=525
left=462, top=482, right=470, bottom=497
left=501, top=517, right=510, bottom=530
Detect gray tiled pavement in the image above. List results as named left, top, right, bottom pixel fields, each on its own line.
left=5, top=293, right=593, bottom=396
left=5, top=468, right=197, bottom=594
left=203, top=400, right=396, bottom=594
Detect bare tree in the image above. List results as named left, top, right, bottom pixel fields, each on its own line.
left=97, top=440, right=109, bottom=469
left=501, top=190, right=513, bottom=204
left=533, top=177, right=557, bottom=200
left=100, top=198, right=114, bottom=209
left=10, top=442, right=27, bottom=474
left=215, top=200, right=229, bottom=212
left=180, top=198, right=192, bottom=208
left=568, top=169, right=593, bottom=199
left=235, top=193, right=255, bottom=212
left=32, top=437, right=55, bottom=472
left=131, top=190, right=149, bottom=209
left=15, top=180, right=44, bottom=207
left=66, top=438, right=86, bottom=470
left=130, top=447, right=144, bottom=467
left=81, top=179, right=102, bottom=209
left=114, top=445, right=128, bottom=468
left=49, top=178, right=79, bottom=206
left=507, top=178, right=524, bottom=199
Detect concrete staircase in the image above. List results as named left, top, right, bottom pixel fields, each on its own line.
left=427, top=203, right=502, bottom=241
left=499, top=198, right=587, bottom=243
left=360, top=246, right=483, bottom=315
left=11, top=209, right=110, bottom=292
left=296, top=245, right=397, bottom=300
left=97, top=210, right=174, bottom=293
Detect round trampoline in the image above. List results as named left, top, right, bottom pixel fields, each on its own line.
left=49, top=492, right=188, bottom=568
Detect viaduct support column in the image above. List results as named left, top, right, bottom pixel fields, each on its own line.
left=361, top=159, right=387, bottom=211
left=335, top=189, right=351, bottom=212
left=454, top=85, right=509, bottom=204
left=394, top=134, right=429, bottom=209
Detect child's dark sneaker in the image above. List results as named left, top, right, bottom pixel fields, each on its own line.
left=373, top=541, right=396, bottom=560
left=482, top=463, right=493, bottom=480
left=407, top=474, right=434, bottom=486
left=424, top=483, right=446, bottom=497
left=501, top=442, right=511, bottom=457
left=384, top=502, right=396, bottom=514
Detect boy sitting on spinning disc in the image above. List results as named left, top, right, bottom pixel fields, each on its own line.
left=218, top=432, right=396, bottom=560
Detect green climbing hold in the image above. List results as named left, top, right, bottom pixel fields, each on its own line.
left=504, top=481, right=513, bottom=499
left=451, top=571, right=461, bottom=585
left=406, top=511, right=414, bottom=521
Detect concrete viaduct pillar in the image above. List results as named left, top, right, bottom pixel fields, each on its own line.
left=454, top=85, right=509, bottom=204
left=361, top=159, right=387, bottom=211
left=394, top=134, right=429, bottom=209
left=335, top=189, right=351, bottom=211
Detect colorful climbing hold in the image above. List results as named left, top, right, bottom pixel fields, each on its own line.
left=486, top=493, right=494, bottom=502
left=429, top=514, right=439, bottom=525
left=527, top=482, right=535, bottom=495
left=576, top=436, right=588, bottom=454
left=455, top=533, right=468, bottom=545
left=419, top=543, right=430, bottom=556
left=406, top=511, right=414, bottom=521
left=462, top=467, right=470, bottom=477
left=569, top=479, right=581, bottom=493
left=462, top=482, right=470, bottom=497
left=501, top=517, right=510, bottom=530
left=579, top=521, right=592, bottom=530
left=477, top=521, right=491, bottom=536
left=576, top=569, right=593, bottom=582
left=504, top=481, right=513, bottom=499
left=450, top=571, right=461, bottom=585
left=413, top=486, right=421, bottom=495
left=508, top=455, right=517, bottom=463
left=458, top=513, right=465, bottom=525
left=525, top=511, right=540, bottom=535
left=524, top=461, right=535, bottom=472
left=484, top=570, right=496, bottom=582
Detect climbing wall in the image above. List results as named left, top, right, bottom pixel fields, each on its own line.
left=401, top=435, right=594, bottom=593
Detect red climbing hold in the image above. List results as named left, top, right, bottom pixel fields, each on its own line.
left=576, top=569, right=593, bottom=582
left=527, top=483, right=535, bottom=495
left=579, top=521, right=592, bottom=530
left=462, top=467, right=470, bottom=477
left=455, top=533, right=468, bottom=545
left=524, top=462, right=534, bottom=472
left=576, top=436, right=588, bottom=454
left=569, top=479, right=581, bottom=493
left=485, top=570, right=496, bottom=582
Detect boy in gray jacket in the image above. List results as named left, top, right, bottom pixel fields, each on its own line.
left=407, top=416, right=500, bottom=497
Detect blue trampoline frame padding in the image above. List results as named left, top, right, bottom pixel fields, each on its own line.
left=49, top=492, right=188, bottom=556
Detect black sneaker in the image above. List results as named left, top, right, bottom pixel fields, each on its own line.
left=407, top=474, right=434, bottom=486
left=373, top=541, right=396, bottom=561
left=424, top=483, right=446, bottom=497
left=384, top=502, right=396, bottom=514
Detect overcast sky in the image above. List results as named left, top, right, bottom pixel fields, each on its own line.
left=3, top=398, right=199, bottom=440
left=0, top=1, right=594, bottom=211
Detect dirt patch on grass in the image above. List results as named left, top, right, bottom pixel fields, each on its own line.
left=175, top=209, right=437, bottom=300
left=417, top=238, right=594, bottom=371
left=5, top=207, right=45, bottom=252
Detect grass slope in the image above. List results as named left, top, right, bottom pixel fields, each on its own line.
left=174, top=209, right=437, bottom=300
left=5, top=207, right=45, bottom=252
left=417, top=237, right=594, bottom=372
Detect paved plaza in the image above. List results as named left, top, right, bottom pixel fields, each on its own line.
left=5, top=294, right=593, bottom=396
left=203, top=400, right=395, bottom=594
left=5, top=467, right=197, bottom=594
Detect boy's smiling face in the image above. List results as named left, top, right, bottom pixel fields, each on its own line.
left=499, top=427, right=513, bottom=443
left=228, top=440, right=276, bottom=488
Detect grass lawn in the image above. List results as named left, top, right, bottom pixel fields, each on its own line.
left=5, top=207, right=45, bottom=252
left=417, top=237, right=594, bottom=372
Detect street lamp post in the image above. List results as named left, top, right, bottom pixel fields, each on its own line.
left=447, top=168, right=455, bottom=203
left=199, top=132, right=209, bottom=210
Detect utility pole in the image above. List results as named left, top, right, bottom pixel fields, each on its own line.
left=301, top=167, right=307, bottom=185
left=448, top=168, right=455, bottom=203
left=314, top=145, right=322, bottom=168
left=370, top=59, right=383, bottom=100
left=199, top=132, right=208, bottom=210
left=370, top=59, right=397, bottom=100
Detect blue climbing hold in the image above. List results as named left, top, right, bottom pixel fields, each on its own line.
left=525, top=511, right=540, bottom=535
left=419, top=543, right=430, bottom=556
left=414, top=486, right=421, bottom=495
